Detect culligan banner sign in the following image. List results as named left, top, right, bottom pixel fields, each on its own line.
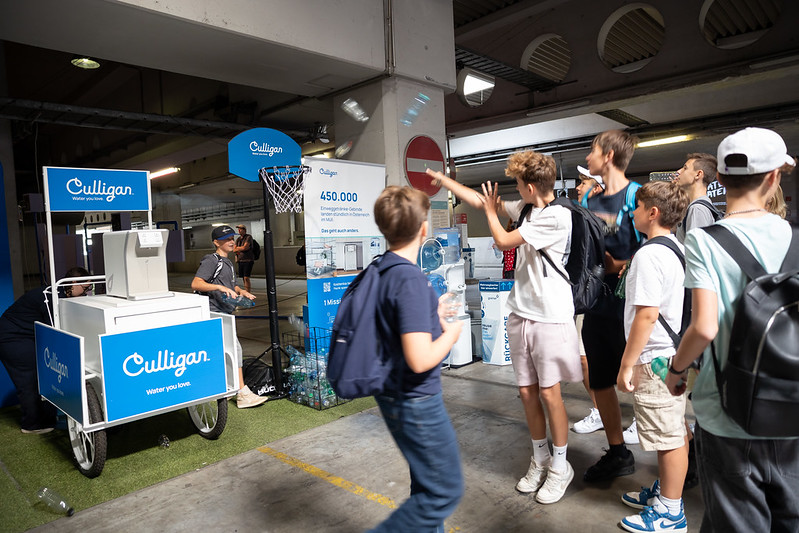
left=228, top=128, right=302, bottom=181
left=43, top=167, right=151, bottom=212
left=303, top=159, right=385, bottom=330
left=99, top=319, right=226, bottom=422
left=35, top=322, right=85, bottom=424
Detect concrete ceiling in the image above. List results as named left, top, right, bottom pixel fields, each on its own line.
left=2, top=0, right=798, bottom=206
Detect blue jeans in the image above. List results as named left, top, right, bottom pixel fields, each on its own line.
left=696, top=425, right=799, bottom=532
left=369, top=392, right=463, bottom=533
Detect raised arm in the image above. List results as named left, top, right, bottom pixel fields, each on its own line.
left=427, top=168, right=509, bottom=218
left=481, top=181, right=524, bottom=250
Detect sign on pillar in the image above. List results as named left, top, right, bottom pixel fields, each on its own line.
left=404, top=135, right=444, bottom=196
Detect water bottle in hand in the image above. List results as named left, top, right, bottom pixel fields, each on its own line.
left=221, top=292, right=255, bottom=308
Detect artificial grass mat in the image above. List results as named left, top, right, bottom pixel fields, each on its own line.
left=0, top=395, right=376, bottom=532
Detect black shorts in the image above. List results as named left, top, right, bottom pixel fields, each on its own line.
left=582, top=298, right=626, bottom=390
left=238, top=260, right=254, bottom=278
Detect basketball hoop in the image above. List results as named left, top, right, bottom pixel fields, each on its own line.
left=258, top=165, right=310, bottom=213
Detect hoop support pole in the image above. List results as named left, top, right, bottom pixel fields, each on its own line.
left=262, top=181, right=284, bottom=394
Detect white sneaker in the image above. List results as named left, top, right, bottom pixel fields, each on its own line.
left=623, top=417, right=640, bottom=445
left=516, top=457, right=549, bottom=493
left=237, top=385, right=268, bottom=409
left=536, top=462, right=574, bottom=504
left=573, top=407, right=603, bottom=434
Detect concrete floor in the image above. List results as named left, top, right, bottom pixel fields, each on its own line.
left=32, top=275, right=705, bottom=532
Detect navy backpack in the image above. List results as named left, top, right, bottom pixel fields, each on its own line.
left=327, top=255, right=411, bottom=399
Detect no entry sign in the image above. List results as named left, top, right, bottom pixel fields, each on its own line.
left=404, top=135, right=444, bottom=196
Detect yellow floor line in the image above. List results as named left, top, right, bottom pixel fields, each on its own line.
left=257, top=445, right=397, bottom=509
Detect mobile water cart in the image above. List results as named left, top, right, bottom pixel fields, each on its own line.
left=35, top=167, right=239, bottom=478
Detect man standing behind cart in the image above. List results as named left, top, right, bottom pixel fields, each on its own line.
left=0, top=267, right=91, bottom=434
left=191, top=225, right=266, bottom=409
left=234, top=224, right=254, bottom=294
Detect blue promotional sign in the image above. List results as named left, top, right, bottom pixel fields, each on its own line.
left=306, top=276, right=355, bottom=330
left=228, top=128, right=302, bottom=182
left=44, top=167, right=150, bottom=212
left=100, top=319, right=227, bottom=422
left=35, top=322, right=85, bottom=424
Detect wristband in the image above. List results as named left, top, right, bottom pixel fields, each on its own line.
left=668, top=362, right=688, bottom=375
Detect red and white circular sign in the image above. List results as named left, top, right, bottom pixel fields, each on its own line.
left=404, top=135, right=444, bottom=196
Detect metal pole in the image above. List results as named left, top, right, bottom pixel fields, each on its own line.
left=262, top=182, right=285, bottom=395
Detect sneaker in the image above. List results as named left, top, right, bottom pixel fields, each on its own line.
left=573, top=407, right=604, bottom=434
left=623, top=418, right=640, bottom=445
left=536, top=462, right=574, bottom=504
left=620, top=505, right=687, bottom=532
left=21, top=427, right=54, bottom=435
left=583, top=448, right=635, bottom=482
left=236, top=385, right=268, bottom=408
left=622, top=479, right=660, bottom=509
left=516, top=457, right=549, bottom=493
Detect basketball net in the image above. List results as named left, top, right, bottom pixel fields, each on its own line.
left=258, top=165, right=310, bottom=213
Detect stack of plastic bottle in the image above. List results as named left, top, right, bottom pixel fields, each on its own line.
left=284, top=328, right=346, bottom=410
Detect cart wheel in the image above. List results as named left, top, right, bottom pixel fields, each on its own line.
left=187, top=398, right=228, bottom=439
left=68, top=382, right=107, bottom=478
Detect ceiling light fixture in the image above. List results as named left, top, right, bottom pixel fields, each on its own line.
left=70, top=56, right=100, bottom=69
left=150, top=167, right=180, bottom=179
left=637, top=135, right=690, bottom=148
left=178, top=182, right=196, bottom=190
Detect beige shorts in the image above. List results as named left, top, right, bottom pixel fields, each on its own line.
left=632, top=362, right=687, bottom=452
left=507, top=313, right=582, bottom=388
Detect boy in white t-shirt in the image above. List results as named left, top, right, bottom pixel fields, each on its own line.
left=427, top=151, right=581, bottom=505
left=616, top=180, right=690, bottom=532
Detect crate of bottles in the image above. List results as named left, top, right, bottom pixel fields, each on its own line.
left=283, top=328, right=348, bottom=410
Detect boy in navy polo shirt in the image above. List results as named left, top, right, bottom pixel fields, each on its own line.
left=368, top=185, right=464, bottom=533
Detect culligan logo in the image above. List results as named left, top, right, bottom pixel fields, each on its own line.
left=249, top=141, right=283, bottom=156
left=66, top=178, right=133, bottom=202
left=320, top=168, right=338, bottom=178
left=123, top=349, right=210, bottom=378
left=43, top=347, right=69, bottom=383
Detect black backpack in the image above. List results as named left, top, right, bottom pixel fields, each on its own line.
left=251, top=238, right=261, bottom=260
left=518, top=197, right=609, bottom=314
left=327, top=255, right=412, bottom=398
left=639, top=236, right=691, bottom=348
left=702, top=224, right=799, bottom=437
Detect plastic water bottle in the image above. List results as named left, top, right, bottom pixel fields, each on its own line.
left=651, top=357, right=669, bottom=382
left=158, top=434, right=170, bottom=449
left=36, top=487, right=74, bottom=516
left=221, top=293, right=255, bottom=308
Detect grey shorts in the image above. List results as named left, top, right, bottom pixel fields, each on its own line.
left=506, top=313, right=582, bottom=388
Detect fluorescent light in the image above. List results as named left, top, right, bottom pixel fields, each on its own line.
left=637, top=135, right=690, bottom=148
left=179, top=182, right=196, bottom=190
left=150, top=167, right=180, bottom=179
left=463, top=73, right=494, bottom=96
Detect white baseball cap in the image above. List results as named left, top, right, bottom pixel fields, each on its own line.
left=717, top=127, right=795, bottom=175
left=577, top=165, right=605, bottom=189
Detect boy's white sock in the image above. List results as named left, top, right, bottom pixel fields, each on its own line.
left=551, top=444, right=568, bottom=472
left=532, top=438, right=551, bottom=466
left=655, top=495, right=683, bottom=516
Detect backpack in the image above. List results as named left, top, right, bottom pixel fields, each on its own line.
left=195, top=253, right=236, bottom=314
left=702, top=224, right=799, bottom=437
left=617, top=181, right=643, bottom=244
left=327, top=255, right=411, bottom=398
left=251, top=238, right=261, bottom=260
left=639, top=236, right=691, bottom=348
left=242, top=351, right=279, bottom=397
left=518, top=196, right=609, bottom=315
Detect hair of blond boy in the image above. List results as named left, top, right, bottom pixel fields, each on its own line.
left=766, top=184, right=787, bottom=219
left=374, top=185, right=430, bottom=246
left=636, top=180, right=690, bottom=229
left=592, top=130, right=638, bottom=172
left=504, top=150, right=556, bottom=192
left=686, top=153, right=718, bottom=187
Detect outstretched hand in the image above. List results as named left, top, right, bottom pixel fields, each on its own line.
left=480, top=181, right=501, bottom=216
left=426, top=168, right=446, bottom=186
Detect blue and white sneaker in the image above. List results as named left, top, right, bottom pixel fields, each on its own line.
left=622, top=479, right=660, bottom=509
left=620, top=505, right=687, bottom=532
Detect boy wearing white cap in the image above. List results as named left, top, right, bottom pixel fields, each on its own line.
left=575, top=165, right=605, bottom=208
left=666, top=127, right=798, bottom=531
